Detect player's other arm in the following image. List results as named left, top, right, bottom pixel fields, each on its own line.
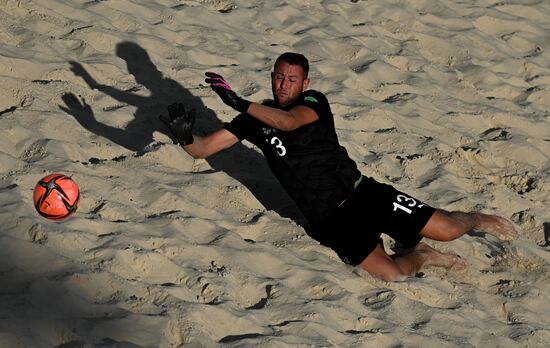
left=204, top=72, right=318, bottom=131
left=246, top=103, right=318, bottom=131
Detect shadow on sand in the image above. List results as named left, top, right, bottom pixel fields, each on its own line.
left=60, top=41, right=305, bottom=226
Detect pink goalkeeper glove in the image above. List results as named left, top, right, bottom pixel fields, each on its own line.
left=205, top=72, right=251, bottom=113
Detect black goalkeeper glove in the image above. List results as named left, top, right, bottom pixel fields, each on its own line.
left=159, top=102, right=195, bottom=145
left=205, top=72, right=251, bottom=113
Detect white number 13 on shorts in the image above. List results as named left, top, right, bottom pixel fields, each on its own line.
left=393, top=194, right=425, bottom=214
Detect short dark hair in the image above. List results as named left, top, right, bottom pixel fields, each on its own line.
left=274, top=52, right=309, bottom=77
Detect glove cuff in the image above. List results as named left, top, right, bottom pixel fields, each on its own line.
left=178, top=135, right=194, bottom=146
left=236, top=98, right=251, bottom=113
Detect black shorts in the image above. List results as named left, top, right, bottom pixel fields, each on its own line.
left=309, top=176, right=436, bottom=265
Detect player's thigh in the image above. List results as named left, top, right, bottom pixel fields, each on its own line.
left=358, top=243, right=405, bottom=281
left=358, top=177, right=434, bottom=247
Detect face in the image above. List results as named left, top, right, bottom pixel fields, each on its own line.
left=271, top=61, right=310, bottom=107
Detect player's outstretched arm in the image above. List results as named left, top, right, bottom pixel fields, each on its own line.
left=182, top=129, right=239, bottom=159
left=160, top=102, right=238, bottom=159
left=160, top=102, right=195, bottom=146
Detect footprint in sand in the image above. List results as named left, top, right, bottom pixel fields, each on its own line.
left=489, top=279, right=530, bottom=298
left=246, top=285, right=274, bottom=310
left=108, top=248, right=185, bottom=285
left=18, top=139, right=49, bottom=163
left=362, top=289, right=396, bottom=310
left=480, top=127, right=511, bottom=141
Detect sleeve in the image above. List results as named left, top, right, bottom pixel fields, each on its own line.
left=294, top=90, right=331, bottom=120
left=223, top=113, right=251, bottom=141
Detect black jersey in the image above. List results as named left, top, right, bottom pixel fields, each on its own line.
left=224, top=89, right=360, bottom=224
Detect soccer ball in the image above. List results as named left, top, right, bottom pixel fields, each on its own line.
left=33, top=173, right=80, bottom=221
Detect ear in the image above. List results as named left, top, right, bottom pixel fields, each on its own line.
left=302, top=78, right=310, bottom=91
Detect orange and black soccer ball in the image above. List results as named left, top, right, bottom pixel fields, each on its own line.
left=33, top=173, right=80, bottom=221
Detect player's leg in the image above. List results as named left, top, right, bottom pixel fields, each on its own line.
left=420, top=210, right=518, bottom=241
left=358, top=244, right=410, bottom=281
left=358, top=242, right=467, bottom=282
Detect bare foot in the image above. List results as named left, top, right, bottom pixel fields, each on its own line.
left=416, top=243, right=468, bottom=271
left=476, top=214, right=519, bottom=241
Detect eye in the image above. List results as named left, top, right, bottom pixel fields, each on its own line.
left=289, top=77, right=297, bottom=83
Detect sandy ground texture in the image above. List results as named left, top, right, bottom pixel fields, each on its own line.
left=1, top=0, right=549, bottom=347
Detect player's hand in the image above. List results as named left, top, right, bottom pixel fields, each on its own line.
left=159, top=102, right=195, bottom=145
left=205, top=72, right=251, bottom=113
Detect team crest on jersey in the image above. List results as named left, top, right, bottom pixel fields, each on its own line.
left=262, top=127, right=274, bottom=136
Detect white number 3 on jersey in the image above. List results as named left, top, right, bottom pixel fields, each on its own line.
left=270, top=136, right=287, bottom=156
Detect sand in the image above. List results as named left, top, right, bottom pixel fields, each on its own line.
left=1, top=0, right=549, bottom=346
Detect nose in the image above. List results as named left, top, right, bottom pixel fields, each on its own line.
left=280, top=77, right=290, bottom=89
